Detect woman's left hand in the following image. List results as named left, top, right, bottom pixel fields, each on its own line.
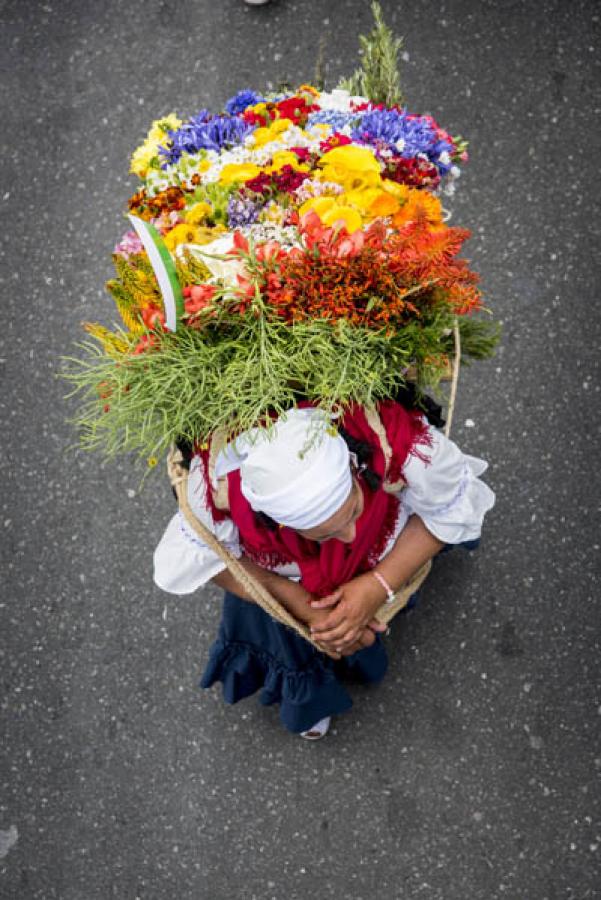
left=309, top=573, right=387, bottom=651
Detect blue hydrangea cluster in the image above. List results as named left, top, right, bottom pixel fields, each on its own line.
left=159, top=111, right=253, bottom=165
left=225, top=90, right=265, bottom=116
left=307, top=109, right=358, bottom=132
left=227, top=196, right=261, bottom=229
left=352, top=109, right=454, bottom=169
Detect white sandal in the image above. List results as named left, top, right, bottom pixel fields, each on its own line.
left=300, top=716, right=331, bottom=741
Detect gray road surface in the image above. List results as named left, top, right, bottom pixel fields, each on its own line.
left=1, top=1, right=600, bottom=897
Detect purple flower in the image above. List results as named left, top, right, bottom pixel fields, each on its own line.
left=159, top=111, right=254, bottom=165
left=225, top=90, right=265, bottom=116
left=352, top=109, right=454, bottom=172
left=227, top=197, right=260, bottom=229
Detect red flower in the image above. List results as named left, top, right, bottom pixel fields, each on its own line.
left=319, top=132, right=353, bottom=154
left=184, top=284, right=217, bottom=315
left=275, top=96, right=319, bottom=126
left=289, top=146, right=312, bottom=162
left=132, top=333, right=159, bottom=355
left=141, top=305, right=166, bottom=330
left=244, top=172, right=273, bottom=195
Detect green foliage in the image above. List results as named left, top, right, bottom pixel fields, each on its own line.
left=64, top=304, right=467, bottom=463
left=191, top=183, right=236, bottom=227
left=445, top=316, right=501, bottom=364
left=338, top=2, right=404, bottom=106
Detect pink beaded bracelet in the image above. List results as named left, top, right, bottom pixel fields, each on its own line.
left=371, top=570, right=396, bottom=604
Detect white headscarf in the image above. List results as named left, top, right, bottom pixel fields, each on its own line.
left=214, top=408, right=352, bottom=530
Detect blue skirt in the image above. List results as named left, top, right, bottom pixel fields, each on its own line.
left=200, top=541, right=480, bottom=733
left=200, top=591, right=388, bottom=733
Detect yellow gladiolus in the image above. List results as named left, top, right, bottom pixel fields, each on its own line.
left=219, top=163, right=262, bottom=184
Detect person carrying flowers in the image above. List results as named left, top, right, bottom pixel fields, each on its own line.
left=66, top=6, right=498, bottom=739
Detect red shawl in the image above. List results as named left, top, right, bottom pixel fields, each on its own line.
left=203, top=401, right=430, bottom=598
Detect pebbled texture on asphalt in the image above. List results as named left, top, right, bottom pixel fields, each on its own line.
left=0, top=1, right=599, bottom=898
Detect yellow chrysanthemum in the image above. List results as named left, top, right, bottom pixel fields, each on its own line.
left=163, top=224, right=203, bottom=251
left=184, top=202, right=213, bottom=226
left=219, top=163, right=262, bottom=185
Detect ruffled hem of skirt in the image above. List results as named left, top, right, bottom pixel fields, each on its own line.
left=200, top=638, right=386, bottom=734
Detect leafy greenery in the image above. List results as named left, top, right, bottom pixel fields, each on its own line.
left=338, top=2, right=405, bottom=106
left=64, top=298, right=488, bottom=462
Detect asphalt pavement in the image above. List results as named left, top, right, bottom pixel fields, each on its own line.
left=1, top=1, right=599, bottom=897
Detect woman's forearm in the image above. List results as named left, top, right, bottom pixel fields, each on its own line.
left=374, top=514, right=444, bottom=592
left=211, top=556, right=315, bottom=625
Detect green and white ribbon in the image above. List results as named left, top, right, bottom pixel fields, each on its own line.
left=127, top=214, right=184, bottom=332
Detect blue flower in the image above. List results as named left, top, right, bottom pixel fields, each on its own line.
left=307, top=109, right=358, bottom=131
left=352, top=108, right=454, bottom=174
left=225, top=90, right=265, bottom=116
left=159, top=111, right=254, bottom=165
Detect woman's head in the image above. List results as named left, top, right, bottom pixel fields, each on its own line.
left=215, top=408, right=361, bottom=539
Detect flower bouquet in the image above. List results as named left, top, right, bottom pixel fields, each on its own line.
left=65, top=3, right=498, bottom=467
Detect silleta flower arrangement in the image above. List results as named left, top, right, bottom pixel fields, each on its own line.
left=65, top=4, right=498, bottom=465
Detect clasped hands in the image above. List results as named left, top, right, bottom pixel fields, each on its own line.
left=307, top=572, right=388, bottom=656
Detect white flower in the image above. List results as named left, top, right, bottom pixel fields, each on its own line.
left=438, top=150, right=451, bottom=166
left=394, top=138, right=405, bottom=153
left=179, top=233, right=246, bottom=287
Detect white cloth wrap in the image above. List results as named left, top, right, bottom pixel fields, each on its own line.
left=214, top=407, right=352, bottom=530
left=153, top=422, right=496, bottom=596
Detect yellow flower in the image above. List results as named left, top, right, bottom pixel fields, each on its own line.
left=264, top=150, right=309, bottom=174
left=147, top=456, right=158, bottom=468
left=184, top=202, right=213, bottom=226
left=163, top=223, right=203, bottom=251
left=318, top=145, right=382, bottom=190
left=219, top=163, right=262, bottom=185
left=320, top=205, right=363, bottom=233
left=191, top=224, right=228, bottom=245
left=251, top=118, right=294, bottom=148
left=320, top=145, right=381, bottom=172
left=299, top=196, right=338, bottom=219
left=130, top=113, right=182, bottom=178
left=368, top=191, right=401, bottom=218
left=262, top=201, right=286, bottom=225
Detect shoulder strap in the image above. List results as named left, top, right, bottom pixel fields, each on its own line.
left=363, top=405, right=407, bottom=493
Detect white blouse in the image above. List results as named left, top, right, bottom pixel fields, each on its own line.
left=153, top=425, right=495, bottom=596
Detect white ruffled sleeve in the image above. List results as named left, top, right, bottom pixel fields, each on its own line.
left=401, top=427, right=495, bottom=544
left=153, top=456, right=241, bottom=595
